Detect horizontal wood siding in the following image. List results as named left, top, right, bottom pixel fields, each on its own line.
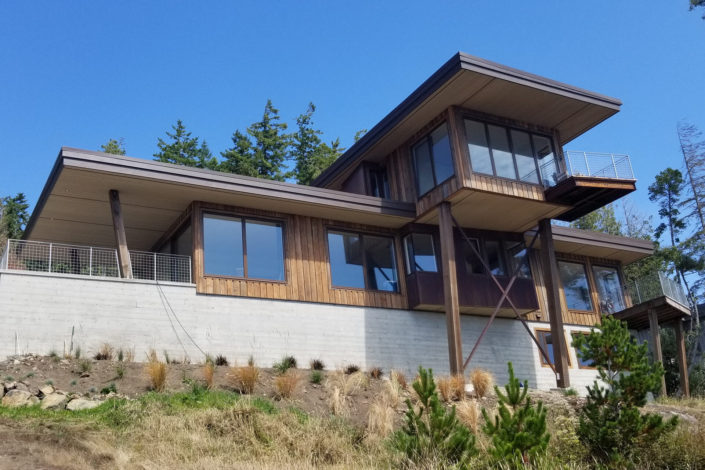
left=194, top=202, right=407, bottom=309
left=466, top=173, right=546, bottom=201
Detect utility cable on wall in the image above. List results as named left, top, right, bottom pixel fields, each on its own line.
left=155, top=281, right=208, bottom=359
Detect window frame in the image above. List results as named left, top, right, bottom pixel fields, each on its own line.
left=367, top=165, right=390, bottom=199
left=534, top=328, right=573, bottom=368
left=403, top=233, right=439, bottom=275
left=570, top=331, right=596, bottom=370
left=202, top=211, right=287, bottom=283
left=326, top=228, right=400, bottom=293
left=591, top=264, right=626, bottom=315
left=411, top=122, right=457, bottom=198
left=557, top=259, right=595, bottom=313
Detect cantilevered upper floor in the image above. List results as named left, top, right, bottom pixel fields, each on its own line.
left=312, top=53, right=636, bottom=231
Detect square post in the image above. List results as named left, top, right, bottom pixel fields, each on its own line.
left=438, top=201, right=463, bottom=375
left=538, top=219, right=570, bottom=388
left=109, top=189, right=133, bottom=279
left=673, top=319, right=690, bottom=397
left=648, top=308, right=667, bottom=396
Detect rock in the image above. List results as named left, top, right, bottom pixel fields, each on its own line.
left=12, top=359, right=20, bottom=365
left=80, top=373, right=90, bottom=378
left=27, top=396, right=40, bottom=406
left=39, top=384, right=55, bottom=396
left=0, top=387, right=4, bottom=399
left=1, top=389, right=32, bottom=407
left=14, top=382, right=29, bottom=392
left=4, top=381, right=17, bottom=391
left=66, top=398, right=101, bottom=411
left=41, top=392, right=68, bottom=410
left=60, top=359, right=69, bottom=365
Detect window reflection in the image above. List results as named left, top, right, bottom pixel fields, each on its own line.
left=462, top=238, right=484, bottom=275
left=412, top=123, right=455, bottom=197
left=592, top=266, right=625, bottom=314
left=204, top=215, right=244, bottom=277
left=485, top=240, right=506, bottom=276
left=246, top=220, right=284, bottom=281
left=488, top=125, right=516, bottom=180
left=558, top=261, right=593, bottom=311
left=404, top=233, right=438, bottom=274
left=328, top=232, right=365, bottom=289
left=365, top=235, right=398, bottom=292
left=328, top=231, right=398, bottom=292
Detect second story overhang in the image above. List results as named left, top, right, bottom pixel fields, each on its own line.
left=313, top=52, right=622, bottom=190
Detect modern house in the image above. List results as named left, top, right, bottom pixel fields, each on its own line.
left=0, top=53, right=691, bottom=394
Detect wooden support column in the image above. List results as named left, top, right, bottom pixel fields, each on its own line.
left=438, top=202, right=463, bottom=375
left=538, top=219, right=570, bottom=388
left=109, top=189, right=133, bottom=279
left=648, top=309, right=667, bottom=396
left=674, top=319, right=690, bottom=397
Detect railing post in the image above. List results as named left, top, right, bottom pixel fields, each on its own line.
left=188, top=256, right=192, bottom=284
left=153, top=252, right=157, bottom=281
left=584, top=152, right=591, bottom=176
left=48, top=242, right=52, bottom=273
left=611, top=154, right=618, bottom=178
left=567, top=152, right=574, bottom=176
left=89, top=247, right=93, bottom=276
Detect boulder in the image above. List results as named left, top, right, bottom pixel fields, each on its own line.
left=1, top=389, right=32, bottom=407
left=66, top=398, right=101, bottom=411
left=4, top=381, right=17, bottom=391
left=27, top=396, right=40, bottom=406
left=41, top=392, right=68, bottom=410
left=39, top=384, right=55, bottom=396
left=14, top=382, right=29, bottom=392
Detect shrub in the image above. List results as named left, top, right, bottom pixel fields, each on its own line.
left=392, top=367, right=477, bottom=467
left=369, top=366, right=383, bottom=379
left=457, top=399, right=480, bottom=434
left=562, top=387, right=578, bottom=396
left=470, top=368, right=494, bottom=398
left=79, top=359, right=92, bottom=374
left=101, top=382, right=117, bottom=395
left=482, top=362, right=549, bottom=468
left=117, top=348, right=124, bottom=362
left=275, top=369, right=300, bottom=399
left=230, top=365, right=259, bottom=394
left=344, top=364, right=360, bottom=375
left=310, top=358, right=325, bottom=371
left=390, top=369, right=407, bottom=390
left=70, top=379, right=77, bottom=386
left=310, top=370, right=323, bottom=384
left=273, top=355, right=297, bottom=374
left=573, top=315, right=678, bottom=465
left=203, top=362, right=215, bottom=389
left=49, top=350, right=58, bottom=358
left=74, top=346, right=81, bottom=359
left=116, top=364, right=125, bottom=379
left=215, top=354, right=229, bottom=366
left=94, top=343, right=114, bottom=361
left=145, top=357, right=168, bottom=392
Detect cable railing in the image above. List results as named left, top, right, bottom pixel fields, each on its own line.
left=564, top=151, right=634, bottom=180
left=0, top=239, right=192, bottom=284
left=625, top=272, right=689, bottom=308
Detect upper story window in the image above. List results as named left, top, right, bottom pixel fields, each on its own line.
left=403, top=233, right=438, bottom=275
left=558, top=260, right=593, bottom=311
left=368, top=167, right=390, bottom=198
left=464, top=119, right=560, bottom=187
left=412, top=123, right=455, bottom=196
left=592, top=265, right=625, bottom=314
left=203, top=214, right=285, bottom=281
left=327, top=230, right=398, bottom=292
left=460, top=236, right=531, bottom=279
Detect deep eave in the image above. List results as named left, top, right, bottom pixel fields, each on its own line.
left=313, top=52, right=622, bottom=189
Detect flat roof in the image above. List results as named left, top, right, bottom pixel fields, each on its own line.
left=313, top=52, right=621, bottom=189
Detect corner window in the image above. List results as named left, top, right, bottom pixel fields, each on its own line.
left=592, top=265, right=625, bottom=314
left=461, top=238, right=484, bottom=275
left=507, top=242, right=531, bottom=279
left=328, top=230, right=398, bottom=292
left=571, top=332, right=595, bottom=369
left=403, top=233, right=438, bottom=275
left=464, top=119, right=557, bottom=186
left=203, top=214, right=284, bottom=281
left=536, top=329, right=571, bottom=367
left=485, top=240, right=506, bottom=276
left=558, top=261, right=593, bottom=311
left=412, top=123, right=455, bottom=196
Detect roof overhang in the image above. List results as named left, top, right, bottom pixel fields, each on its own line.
left=24, top=148, right=416, bottom=250
left=313, top=52, right=622, bottom=189
left=525, top=225, right=654, bottom=264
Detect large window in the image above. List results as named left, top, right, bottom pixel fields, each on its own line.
left=203, top=214, right=284, bottom=281
left=464, top=119, right=559, bottom=186
left=460, top=237, right=532, bottom=279
left=558, top=261, right=593, bottom=311
left=403, top=233, right=438, bottom=275
left=412, top=123, right=455, bottom=196
left=328, top=230, right=398, bottom=292
left=592, top=265, right=625, bottom=314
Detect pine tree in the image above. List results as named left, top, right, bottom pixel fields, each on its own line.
left=1, top=193, right=30, bottom=241
left=154, top=120, right=218, bottom=170
left=291, top=103, right=342, bottom=185
left=219, top=130, right=257, bottom=177
left=100, top=138, right=126, bottom=155
left=393, top=366, right=477, bottom=467
left=481, top=362, right=549, bottom=468
left=570, top=204, right=622, bottom=236
left=573, top=316, right=678, bottom=465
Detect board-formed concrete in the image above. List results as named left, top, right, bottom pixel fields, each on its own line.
left=0, top=270, right=600, bottom=392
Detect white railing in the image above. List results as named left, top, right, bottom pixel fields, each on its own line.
left=626, top=272, right=689, bottom=308
left=1, top=239, right=192, bottom=284
left=564, top=151, right=634, bottom=180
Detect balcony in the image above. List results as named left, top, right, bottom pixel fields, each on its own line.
left=614, top=272, right=690, bottom=330
left=0, top=239, right=192, bottom=284
left=546, top=151, right=637, bottom=222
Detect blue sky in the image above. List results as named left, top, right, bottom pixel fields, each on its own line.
left=1, top=1, right=703, bottom=228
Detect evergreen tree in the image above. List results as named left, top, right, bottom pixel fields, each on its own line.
left=219, top=130, right=257, bottom=177
left=393, top=366, right=477, bottom=468
left=573, top=316, right=678, bottom=465
left=154, top=120, right=218, bottom=170
left=678, top=122, right=705, bottom=238
left=570, top=204, right=622, bottom=236
left=481, top=362, right=549, bottom=468
left=100, top=138, right=126, bottom=155
left=354, top=129, right=368, bottom=142
left=1, top=193, right=30, bottom=241
left=291, top=103, right=342, bottom=185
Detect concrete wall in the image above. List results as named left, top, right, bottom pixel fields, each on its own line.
left=0, top=270, right=599, bottom=392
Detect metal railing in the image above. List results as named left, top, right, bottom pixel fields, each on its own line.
left=0, top=239, right=192, bottom=284
left=625, top=272, right=689, bottom=308
left=564, top=151, right=634, bottom=180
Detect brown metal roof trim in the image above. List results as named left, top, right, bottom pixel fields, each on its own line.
left=312, top=52, right=622, bottom=188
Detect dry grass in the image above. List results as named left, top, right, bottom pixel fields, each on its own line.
left=145, top=352, right=168, bottom=392
left=368, top=366, right=383, bottom=379
left=437, top=375, right=465, bottom=402
left=274, top=370, right=300, bottom=399
left=382, top=377, right=403, bottom=409
left=469, top=368, right=494, bottom=398
left=457, top=399, right=481, bottom=434
left=367, top=399, right=395, bottom=439
left=326, top=371, right=368, bottom=416
left=94, top=343, right=114, bottom=361
left=203, top=363, right=215, bottom=389
left=390, top=369, right=407, bottom=390
left=437, top=376, right=453, bottom=402
left=230, top=365, right=260, bottom=394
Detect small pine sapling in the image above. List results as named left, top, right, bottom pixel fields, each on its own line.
left=393, top=366, right=477, bottom=467
left=482, top=362, right=549, bottom=468
left=572, top=316, right=678, bottom=465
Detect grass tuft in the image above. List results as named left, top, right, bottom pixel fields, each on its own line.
left=310, top=370, right=323, bottom=384
left=344, top=364, right=360, bottom=375
left=145, top=352, right=168, bottom=392
left=456, top=399, right=481, bottom=434
left=310, top=358, right=325, bottom=371
left=215, top=354, right=229, bottom=366
left=230, top=364, right=260, bottom=394
left=273, top=355, right=297, bottom=374
left=469, top=368, right=494, bottom=398
left=94, top=343, right=114, bottom=361
left=274, top=369, right=300, bottom=399
left=368, top=366, right=383, bottom=379
left=390, top=369, right=407, bottom=390
left=203, top=362, right=215, bottom=389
